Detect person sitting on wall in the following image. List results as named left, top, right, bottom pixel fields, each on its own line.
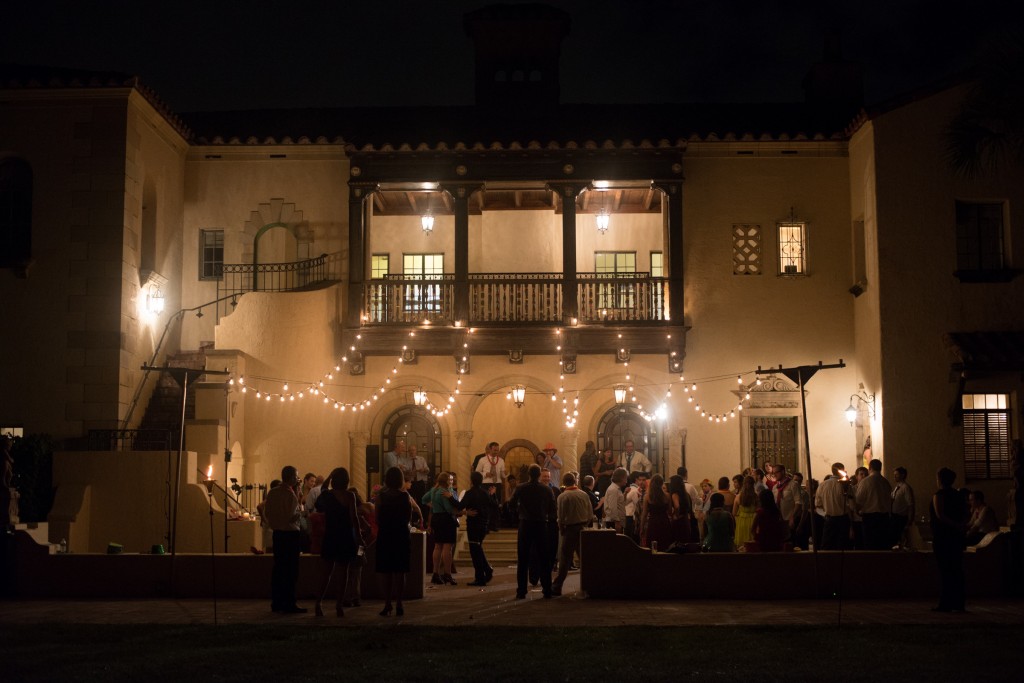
left=966, top=489, right=999, bottom=546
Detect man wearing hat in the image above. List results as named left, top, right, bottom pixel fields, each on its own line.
left=538, top=442, right=563, bottom=485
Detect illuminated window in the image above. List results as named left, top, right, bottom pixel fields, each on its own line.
left=0, top=157, right=32, bottom=271
left=956, top=201, right=1006, bottom=279
left=650, top=251, right=664, bottom=278
left=371, top=254, right=389, bottom=279
left=962, top=393, right=1011, bottom=479
left=777, top=221, right=806, bottom=275
left=199, top=229, right=224, bottom=280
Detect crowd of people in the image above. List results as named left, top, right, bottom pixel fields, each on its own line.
left=255, top=438, right=1018, bottom=615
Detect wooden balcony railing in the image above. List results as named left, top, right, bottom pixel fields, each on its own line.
left=469, top=273, right=563, bottom=323
left=364, top=274, right=455, bottom=324
left=362, top=272, right=668, bottom=325
left=578, top=272, right=669, bottom=322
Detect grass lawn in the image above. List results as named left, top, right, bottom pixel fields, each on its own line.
left=3, top=624, right=1021, bottom=681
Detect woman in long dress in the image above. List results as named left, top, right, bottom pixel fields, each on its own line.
left=315, top=467, right=364, bottom=617
left=640, top=474, right=674, bottom=549
left=375, top=466, right=418, bottom=617
left=733, top=475, right=757, bottom=547
left=667, top=474, right=692, bottom=545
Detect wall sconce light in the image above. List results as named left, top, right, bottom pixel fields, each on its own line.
left=844, top=390, right=875, bottom=425
left=413, top=388, right=427, bottom=406
left=614, top=384, right=627, bottom=404
left=146, top=288, right=166, bottom=314
left=420, top=214, right=434, bottom=235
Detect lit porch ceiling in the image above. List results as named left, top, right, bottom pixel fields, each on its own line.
left=370, top=185, right=662, bottom=215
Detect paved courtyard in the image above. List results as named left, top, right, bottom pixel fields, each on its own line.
left=3, top=566, right=1022, bottom=627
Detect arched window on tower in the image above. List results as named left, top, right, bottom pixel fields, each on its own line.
left=0, top=157, right=33, bottom=275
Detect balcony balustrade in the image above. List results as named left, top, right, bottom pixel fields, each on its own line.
left=361, top=272, right=669, bottom=325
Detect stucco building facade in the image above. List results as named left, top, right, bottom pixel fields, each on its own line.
left=2, top=9, right=1021, bottom=551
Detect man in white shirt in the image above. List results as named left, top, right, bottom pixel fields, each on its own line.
left=890, top=466, right=915, bottom=549
left=263, top=465, right=306, bottom=614
left=538, top=442, right=563, bottom=484
left=384, top=440, right=407, bottom=474
left=855, top=458, right=894, bottom=550
left=551, top=472, right=596, bottom=596
left=618, top=440, right=651, bottom=474
left=603, top=468, right=628, bottom=533
left=475, top=441, right=506, bottom=531
left=815, top=462, right=851, bottom=549
left=408, top=445, right=431, bottom=509
left=624, top=471, right=648, bottom=540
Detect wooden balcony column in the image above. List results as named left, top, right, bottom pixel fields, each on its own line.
left=346, top=181, right=378, bottom=328
left=439, top=183, right=482, bottom=325
left=548, top=181, right=589, bottom=323
left=653, top=179, right=684, bottom=325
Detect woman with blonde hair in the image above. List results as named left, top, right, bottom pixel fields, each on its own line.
left=733, top=475, right=758, bottom=547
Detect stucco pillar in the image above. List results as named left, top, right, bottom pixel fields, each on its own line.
left=666, top=427, right=687, bottom=478
left=654, top=180, right=684, bottom=324
left=349, top=430, right=370, bottom=499
left=560, top=427, right=580, bottom=477
left=548, top=182, right=587, bottom=323
left=454, top=430, right=473, bottom=491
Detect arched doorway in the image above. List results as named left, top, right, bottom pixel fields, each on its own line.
left=381, top=405, right=443, bottom=481
left=597, top=406, right=660, bottom=474
left=499, top=438, right=542, bottom=484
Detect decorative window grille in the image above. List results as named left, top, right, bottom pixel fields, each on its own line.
left=962, top=393, right=1011, bottom=479
left=777, top=221, right=806, bottom=274
left=732, top=224, right=761, bottom=275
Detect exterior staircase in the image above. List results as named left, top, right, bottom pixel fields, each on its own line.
left=453, top=529, right=519, bottom=568
left=135, top=347, right=209, bottom=450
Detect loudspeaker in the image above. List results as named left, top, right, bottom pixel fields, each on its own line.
left=366, top=445, right=381, bottom=473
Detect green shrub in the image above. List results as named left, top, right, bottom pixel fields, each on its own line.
left=11, top=434, right=55, bottom=522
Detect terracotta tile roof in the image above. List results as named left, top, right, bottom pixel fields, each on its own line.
left=184, top=103, right=849, bottom=150
left=0, top=64, right=191, bottom=140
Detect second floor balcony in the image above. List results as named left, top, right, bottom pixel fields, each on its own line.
left=363, top=272, right=670, bottom=325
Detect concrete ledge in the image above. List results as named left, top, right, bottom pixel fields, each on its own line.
left=12, top=530, right=426, bottom=600
left=580, top=529, right=1011, bottom=599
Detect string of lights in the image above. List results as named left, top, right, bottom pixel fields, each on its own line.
left=229, top=318, right=772, bottom=427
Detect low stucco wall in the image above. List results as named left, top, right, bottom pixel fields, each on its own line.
left=580, top=529, right=1012, bottom=599
left=12, top=530, right=426, bottom=600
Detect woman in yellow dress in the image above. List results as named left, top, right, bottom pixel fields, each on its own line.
left=733, top=475, right=758, bottom=548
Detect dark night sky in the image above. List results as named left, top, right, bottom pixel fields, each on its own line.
left=2, top=0, right=1021, bottom=113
